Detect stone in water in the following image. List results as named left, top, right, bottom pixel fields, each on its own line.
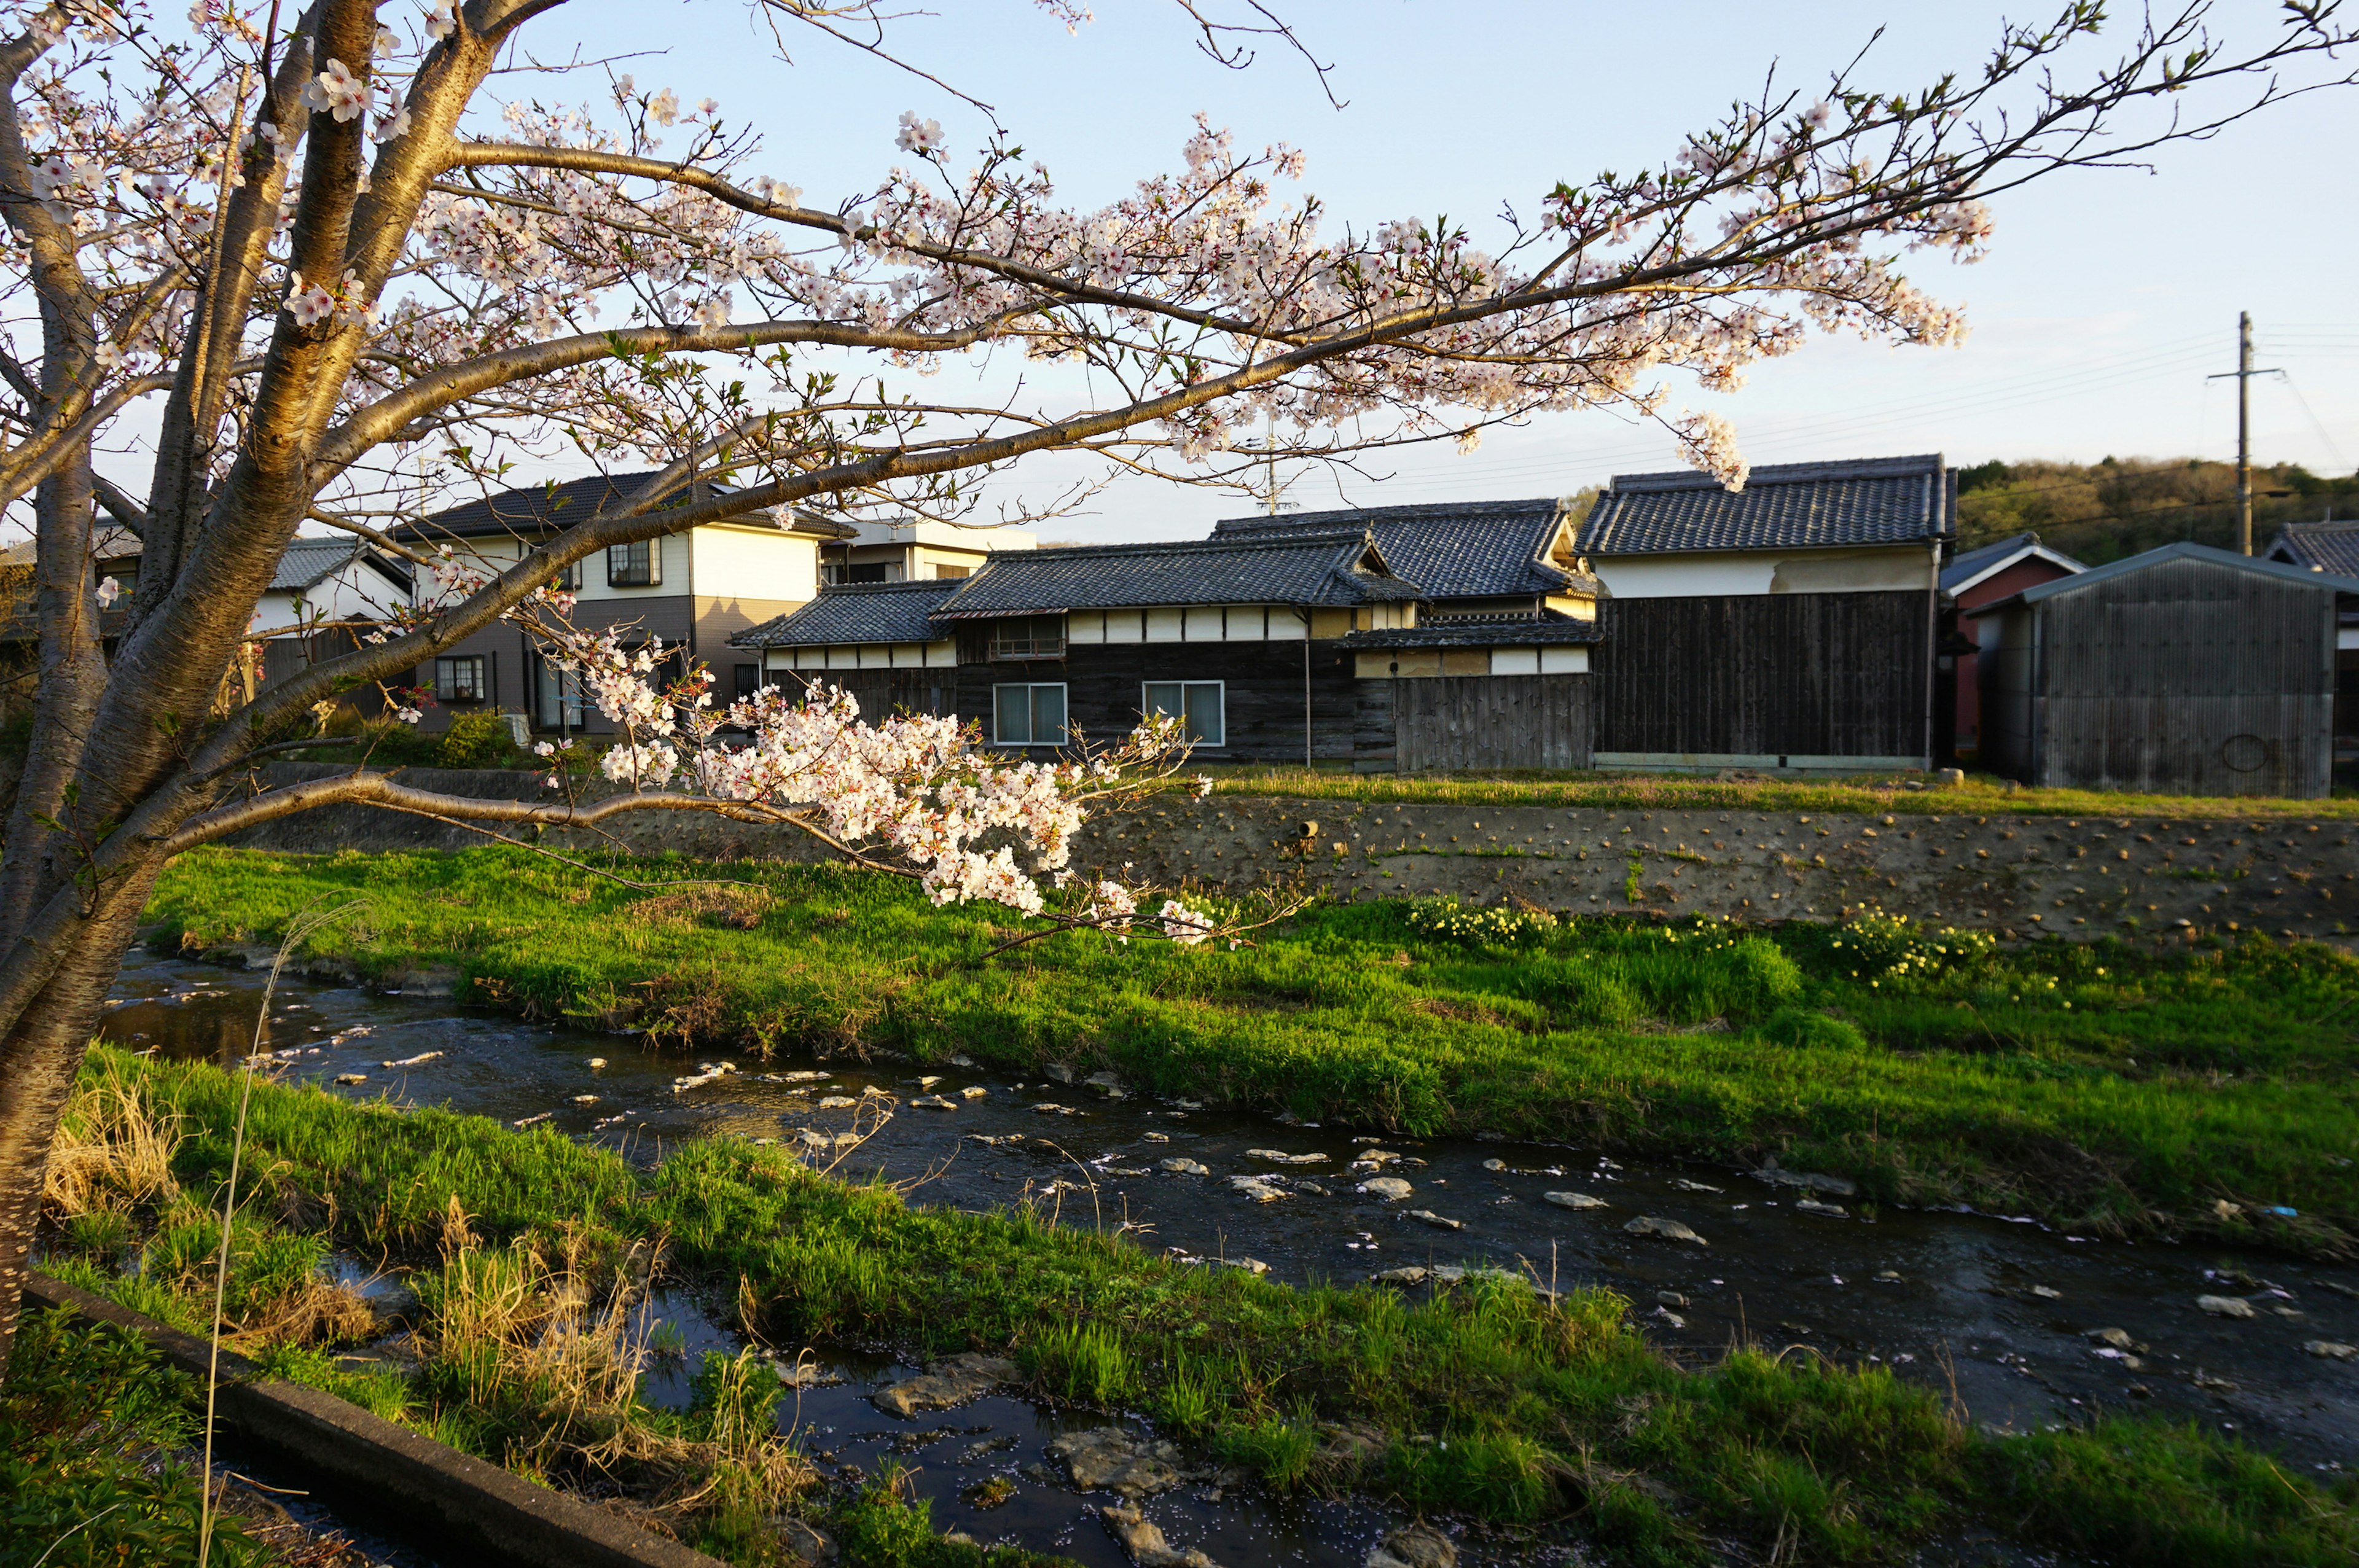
left=1543, top=1192, right=1606, bottom=1211
left=1625, top=1215, right=1707, bottom=1246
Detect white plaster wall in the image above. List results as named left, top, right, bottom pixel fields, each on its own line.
left=1593, top=546, right=1934, bottom=599
left=690, top=524, right=822, bottom=604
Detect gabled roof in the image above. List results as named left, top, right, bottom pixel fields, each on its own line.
left=0, top=524, right=141, bottom=569
left=1578, top=454, right=1955, bottom=555
left=2266, top=519, right=2359, bottom=578
left=1212, top=497, right=1586, bottom=599
left=732, top=579, right=963, bottom=649
left=1940, top=531, right=2085, bottom=595
left=1965, top=540, right=2359, bottom=615
left=1340, top=617, right=1602, bottom=650
left=270, top=536, right=412, bottom=596
left=928, top=529, right=1420, bottom=619
left=397, top=473, right=856, bottom=542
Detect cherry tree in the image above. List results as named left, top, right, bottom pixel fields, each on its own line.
left=0, top=0, right=2350, bottom=1361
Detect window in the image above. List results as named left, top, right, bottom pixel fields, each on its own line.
left=991, top=615, right=1066, bottom=660
left=993, top=683, right=1067, bottom=746
left=606, top=539, right=660, bottom=587
left=734, top=663, right=761, bottom=701
left=435, top=655, right=487, bottom=703
left=933, top=563, right=971, bottom=579
left=1142, top=681, right=1224, bottom=747
left=544, top=558, right=582, bottom=592
left=535, top=657, right=584, bottom=730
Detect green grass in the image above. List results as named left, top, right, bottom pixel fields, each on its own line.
left=1186, top=764, right=2359, bottom=820
left=54, top=1047, right=2359, bottom=1567
left=0, top=1308, right=265, bottom=1567
left=144, top=847, right=2359, bottom=1250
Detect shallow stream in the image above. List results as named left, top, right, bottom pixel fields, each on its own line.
left=97, top=947, right=2359, bottom=1567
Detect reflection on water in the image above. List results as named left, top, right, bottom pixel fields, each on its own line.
left=99, top=946, right=2359, bottom=1564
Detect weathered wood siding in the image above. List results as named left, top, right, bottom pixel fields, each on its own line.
left=1591, top=590, right=1931, bottom=760
left=1385, top=674, right=1592, bottom=772
left=777, top=667, right=957, bottom=720
left=2021, top=560, right=2335, bottom=798
left=945, top=636, right=1361, bottom=763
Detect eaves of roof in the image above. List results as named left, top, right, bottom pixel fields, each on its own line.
left=397, top=474, right=856, bottom=542
left=1340, top=618, right=1603, bottom=650
left=1213, top=497, right=1575, bottom=601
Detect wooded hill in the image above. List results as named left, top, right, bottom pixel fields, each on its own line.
left=1955, top=457, right=2359, bottom=563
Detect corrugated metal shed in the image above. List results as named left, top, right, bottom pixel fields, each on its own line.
left=1970, top=542, right=2359, bottom=798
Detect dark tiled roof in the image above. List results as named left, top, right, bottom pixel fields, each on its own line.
left=270, top=537, right=412, bottom=596
left=1578, top=454, right=1954, bottom=555
left=2266, top=520, right=2359, bottom=578
left=1340, top=617, right=1602, bottom=650
left=732, top=579, right=962, bottom=648
left=1939, top=531, right=2084, bottom=594
left=1213, top=497, right=1581, bottom=599
left=931, top=530, right=1419, bottom=618
left=398, top=473, right=856, bottom=542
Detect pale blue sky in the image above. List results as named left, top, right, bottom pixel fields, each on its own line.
left=468, top=2, right=2359, bottom=536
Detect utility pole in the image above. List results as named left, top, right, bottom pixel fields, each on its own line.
left=2207, top=311, right=2279, bottom=555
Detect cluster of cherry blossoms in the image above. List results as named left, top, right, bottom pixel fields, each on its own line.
left=528, top=622, right=1218, bottom=936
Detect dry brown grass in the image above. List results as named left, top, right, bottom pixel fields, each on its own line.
left=419, top=1201, right=813, bottom=1521
left=42, top=1056, right=182, bottom=1219
left=632, top=884, right=773, bottom=930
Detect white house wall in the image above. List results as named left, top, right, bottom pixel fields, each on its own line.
left=690, top=523, right=821, bottom=604
left=1593, top=545, right=1936, bottom=599
left=251, top=561, right=409, bottom=634
left=576, top=531, right=692, bottom=603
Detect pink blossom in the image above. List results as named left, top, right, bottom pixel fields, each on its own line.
left=301, top=59, right=368, bottom=123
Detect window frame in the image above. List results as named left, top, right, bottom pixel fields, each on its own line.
left=990, top=614, right=1066, bottom=661
left=992, top=682, right=1069, bottom=747
left=605, top=539, right=660, bottom=588
left=434, top=653, right=487, bottom=703
left=1141, top=679, right=1226, bottom=748
left=732, top=663, right=761, bottom=701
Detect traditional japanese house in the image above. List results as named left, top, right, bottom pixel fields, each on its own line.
left=2266, top=518, right=2359, bottom=747
left=1576, top=454, right=1955, bottom=771
left=741, top=529, right=1422, bottom=762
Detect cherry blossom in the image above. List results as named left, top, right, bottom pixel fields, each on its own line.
left=300, top=58, right=368, bottom=123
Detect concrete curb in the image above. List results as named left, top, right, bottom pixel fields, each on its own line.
left=26, top=1272, right=726, bottom=1568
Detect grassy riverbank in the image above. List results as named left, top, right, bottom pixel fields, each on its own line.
left=44, top=1046, right=2359, bottom=1567
left=143, top=847, right=2359, bottom=1252
left=1188, top=765, right=2359, bottom=821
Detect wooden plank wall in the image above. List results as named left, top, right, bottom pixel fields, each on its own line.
left=2029, top=560, right=2335, bottom=798
left=1591, top=590, right=1930, bottom=757
left=1390, top=674, right=1593, bottom=771
left=947, top=638, right=1363, bottom=763
left=779, top=668, right=957, bottom=720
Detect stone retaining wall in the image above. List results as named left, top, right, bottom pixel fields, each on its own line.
left=225, top=765, right=2359, bottom=940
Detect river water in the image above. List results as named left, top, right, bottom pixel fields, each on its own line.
left=96, top=947, right=2359, bottom=1567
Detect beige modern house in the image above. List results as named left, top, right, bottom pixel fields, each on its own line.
left=396, top=474, right=855, bottom=733
left=820, top=515, right=1036, bottom=585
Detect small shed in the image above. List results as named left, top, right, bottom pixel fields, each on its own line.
left=1968, top=542, right=2359, bottom=798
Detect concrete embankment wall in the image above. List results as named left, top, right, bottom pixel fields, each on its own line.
left=225, top=764, right=2359, bottom=940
